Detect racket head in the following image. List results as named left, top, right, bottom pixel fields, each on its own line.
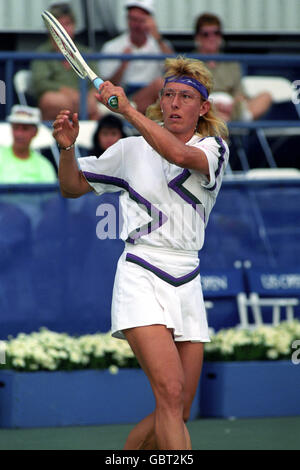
left=42, top=10, right=119, bottom=109
left=42, top=10, right=89, bottom=80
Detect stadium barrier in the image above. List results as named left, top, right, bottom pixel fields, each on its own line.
left=0, top=178, right=299, bottom=340
left=0, top=369, right=159, bottom=428
left=201, top=359, right=300, bottom=418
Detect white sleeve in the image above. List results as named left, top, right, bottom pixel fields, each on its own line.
left=195, top=137, right=229, bottom=193
left=78, top=139, right=124, bottom=196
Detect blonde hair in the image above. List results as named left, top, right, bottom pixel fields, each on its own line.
left=146, top=56, right=228, bottom=140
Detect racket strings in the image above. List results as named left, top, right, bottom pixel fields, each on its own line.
left=46, top=19, right=86, bottom=79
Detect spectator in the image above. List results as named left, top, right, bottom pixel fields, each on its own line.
left=0, top=106, right=57, bottom=183
left=194, top=13, right=272, bottom=121
left=98, top=0, right=173, bottom=114
left=31, top=1, right=100, bottom=121
left=90, top=115, right=127, bottom=157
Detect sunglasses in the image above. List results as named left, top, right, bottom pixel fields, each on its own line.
left=199, top=29, right=222, bottom=38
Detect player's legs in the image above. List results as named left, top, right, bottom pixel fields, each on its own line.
left=123, top=410, right=192, bottom=450
left=176, top=341, right=204, bottom=422
left=124, top=412, right=156, bottom=450
left=123, top=326, right=204, bottom=450
left=123, top=325, right=187, bottom=450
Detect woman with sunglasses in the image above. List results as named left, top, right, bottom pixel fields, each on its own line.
left=195, top=13, right=272, bottom=122
left=53, top=56, right=229, bottom=450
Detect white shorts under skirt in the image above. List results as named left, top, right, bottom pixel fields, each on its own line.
left=111, top=243, right=211, bottom=343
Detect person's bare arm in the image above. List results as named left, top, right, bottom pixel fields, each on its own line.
left=124, top=106, right=209, bottom=174
left=146, top=16, right=173, bottom=54
left=106, top=46, right=132, bottom=86
left=97, top=82, right=209, bottom=175
left=52, top=110, right=92, bottom=198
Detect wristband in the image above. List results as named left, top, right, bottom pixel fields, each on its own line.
left=58, top=142, right=76, bottom=151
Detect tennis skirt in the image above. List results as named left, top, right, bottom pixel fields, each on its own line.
left=111, top=243, right=211, bottom=343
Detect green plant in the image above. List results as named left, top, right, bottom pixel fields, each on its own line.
left=204, top=320, right=300, bottom=361
left=0, top=329, right=138, bottom=372
left=1, top=319, right=299, bottom=371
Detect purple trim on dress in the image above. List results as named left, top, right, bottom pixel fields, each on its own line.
left=206, top=137, right=226, bottom=192
left=168, top=169, right=206, bottom=223
left=83, top=171, right=168, bottom=241
left=126, top=252, right=200, bottom=287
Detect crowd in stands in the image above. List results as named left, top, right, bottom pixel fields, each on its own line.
left=1, top=0, right=300, bottom=181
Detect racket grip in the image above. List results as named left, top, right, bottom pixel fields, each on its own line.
left=93, top=77, right=119, bottom=109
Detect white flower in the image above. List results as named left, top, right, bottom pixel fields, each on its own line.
left=4, top=320, right=299, bottom=371
left=109, top=365, right=119, bottom=375
left=12, top=357, right=26, bottom=368
left=267, top=349, right=279, bottom=360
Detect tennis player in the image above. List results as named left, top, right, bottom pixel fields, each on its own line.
left=53, top=56, right=229, bottom=450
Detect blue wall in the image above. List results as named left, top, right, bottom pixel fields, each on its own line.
left=0, top=180, right=300, bottom=340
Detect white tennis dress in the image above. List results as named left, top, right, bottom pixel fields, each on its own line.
left=78, top=134, right=229, bottom=342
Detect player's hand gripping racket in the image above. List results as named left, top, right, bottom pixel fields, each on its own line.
left=41, top=10, right=118, bottom=109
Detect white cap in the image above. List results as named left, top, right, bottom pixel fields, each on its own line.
left=7, top=105, right=41, bottom=126
left=124, top=0, right=155, bottom=15
left=209, top=92, right=234, bottom=106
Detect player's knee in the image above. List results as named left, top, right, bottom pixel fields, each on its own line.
left=155, top=378, right=185, bottom=412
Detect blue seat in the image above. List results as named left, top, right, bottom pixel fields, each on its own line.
left=0, top=202, right=36, bottom=339
left=32, top=192, right=123, bottom=335
left=201, top=268, right=246, bottom=332
left=201, top=188, right=269, bottom=269
left=239, top=268, right=300, bottom=327
left=64, top=192, right=123, bottom=334
left=253, top=186, right=300, bottom=269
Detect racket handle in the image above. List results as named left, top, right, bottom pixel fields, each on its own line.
left=93, top=77, right=119, bottom=109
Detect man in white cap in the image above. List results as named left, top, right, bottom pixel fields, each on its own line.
left=0, top=106, right=57, bottom=183
left=98, top=0, right=173, bottom=114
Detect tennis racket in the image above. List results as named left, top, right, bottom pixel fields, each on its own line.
left=41, top=10, right=118, bottom=109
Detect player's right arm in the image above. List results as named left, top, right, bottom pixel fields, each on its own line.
left=53, top=110, right=92, bottom=198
